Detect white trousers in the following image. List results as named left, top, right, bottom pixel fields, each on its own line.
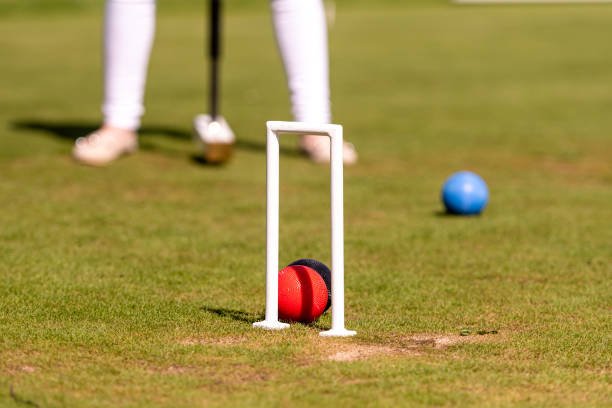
left=103, top=0, right=331, bottom=130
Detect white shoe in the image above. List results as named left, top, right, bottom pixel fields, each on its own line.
left=73, top=128, right=138, bottom=166
left=299, top=135, right=358, bottom=165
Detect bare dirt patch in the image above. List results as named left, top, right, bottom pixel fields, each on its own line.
left=3, top=365, right=37, bottom=376
left=178, top=332, right=502, bottom=364
left=319, top=332, right=502, bottom=362
left=146, top=364, right=194, bottom=375
left=405, top=334, right=487, bottom=349
left=327, top=344, right=411, bottom=362
left=215, top=365, right=272, bottom=385
left=144, top=361, right=272, bottom=387
left=179, top=336, right=246, bottom=347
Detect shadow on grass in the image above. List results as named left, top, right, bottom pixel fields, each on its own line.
left=200, top=305, right=329, bottom=330
left=433, top=210, right=483, bottom=218
left=11, top=119, right=302, bottom=158
left=9, top=385, right=39, bottom=408
left=306, top=319, right=329, bottom=331
left=12, top=119, right=190, bottom=141
left=201, top=305, right=264, bottom=324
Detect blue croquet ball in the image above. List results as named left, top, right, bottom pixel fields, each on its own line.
left=441, top=171, right=489, bottom=215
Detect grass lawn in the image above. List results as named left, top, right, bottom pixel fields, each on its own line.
left=0, top=1, right=610, bottom=406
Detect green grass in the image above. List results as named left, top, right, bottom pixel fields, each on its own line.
left=1, top=2, right=611, bottom=407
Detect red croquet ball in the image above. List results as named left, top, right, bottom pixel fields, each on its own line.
left=278, top=265, right=329, bottom=323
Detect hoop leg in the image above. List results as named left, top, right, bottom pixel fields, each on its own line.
left=320, top=126, right=356, bottom=337
left=253, top=128, right=289, bottom=330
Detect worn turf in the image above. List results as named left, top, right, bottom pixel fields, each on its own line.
left=0, top=1, right=611, bottom=407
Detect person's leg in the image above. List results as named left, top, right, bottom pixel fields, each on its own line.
left=270, top=0, right=330, bottom=124
left=73, top=0, right=156, bottom=166
left=270, top=0, right=357, bottom=164
left=103, top=0, right=156, bottom=131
